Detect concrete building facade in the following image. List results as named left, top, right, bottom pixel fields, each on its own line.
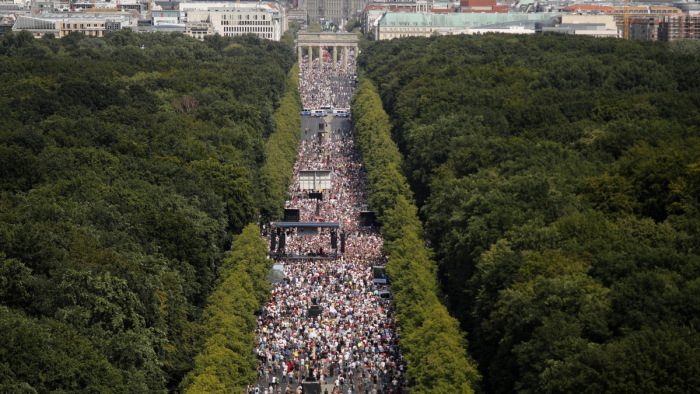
left=459, top=0, right=509, bottom=13
left=305, top=0, right=369, bottom=24
left=541, top=14, right=619, bottom=37
left=361, top=2, right=417, bottom=34
left=629, top=17, right=660, bottom=40
left=11, top=13, right=133, bottom=37
left=185, top=21, right=213, bottom=39
left=629, top=14, right=700, bottom=41
left=658, top=13, right=700, bottom=41
left=182, top=1, right=286, bottom=41
left=296, top=31, right=358, bottom=70
left=375, top=11, right=560, bottom=39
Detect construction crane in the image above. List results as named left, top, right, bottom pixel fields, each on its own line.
left=619, top=0, right=640, bottom=39
left=147, top=0, right=153, bottom=20
left=623, top=0, right=630, bottom=39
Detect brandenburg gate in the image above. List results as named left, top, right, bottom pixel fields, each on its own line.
left=296, top=32, right=360, bottom=71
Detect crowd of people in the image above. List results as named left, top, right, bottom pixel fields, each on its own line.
left=250, top=46, right=406, bottom=394
left=287, top=131, right=369, bottom=231
left=299, top=48, right=356, bottom=110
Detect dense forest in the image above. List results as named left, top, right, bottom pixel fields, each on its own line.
left=0, top=30, right=298, bottom=391
left=352, top=79, right=480, bottom=392
left=358, top=34, right=700, bottom=393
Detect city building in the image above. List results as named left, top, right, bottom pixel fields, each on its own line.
left=305, top=0, right=371, bottom=24
left=561, top=4, right=682, bottom=38
left=459, top=0, right=509, bottom=14
left=0, top=14, right=14, bottom=34
left=71, top=0, right=144, bottom=13
left=11, top=12, right=134, bottom=37
left=658, top=13, right=700, bottom=40
left=181, top=1, right=286, bottom=41
left=434, top=24, right=533, bottom=35
left=513, top=0, right=552, bottom=13
left=184, top=20, right=213, bottom=39
left=540, top=14, right=619, bottom=37
left=151, top=9, right=179, bottom=26
left=361, top=2, right=417, bottom=34
left=375, top=11, right=560, bottom=39
left=0, top=0, right=27, bottom=5
left=137, top=23, right=185, bottom=33
left=612, top=6, right=682, bottom=17
left=627, top=12, right=699, bottom=41
left=629, top=16, right=660, bottom=40
left=564, top=5, right=613, bottom=15
left=287, top=8, right=307, bottom=25
left=672, top=2, right=700, bottom=15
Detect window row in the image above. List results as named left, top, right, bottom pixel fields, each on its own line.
left=61, top=29, right=104, bottom=36
left=61, top=23, right=104, bottom=28
left=220, top=20, right=272, bottom=26
left=224, top=32, right=273, bottom=39
left=222, top=13, right=267, bottom=20
left=223, top=26, right=274, bottom=33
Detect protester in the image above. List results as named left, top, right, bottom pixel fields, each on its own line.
left=299, top=48, right=356, bottom=110
left=251, top=47, right=406, bottom=394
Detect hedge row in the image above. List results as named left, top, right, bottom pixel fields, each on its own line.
left=258, top=64, right=303, bottom=222
left=180, top=224, right=271, bottom=392
left=351, top=79, right=481, bottom=393
left=181, top=65, right=302, bottom=391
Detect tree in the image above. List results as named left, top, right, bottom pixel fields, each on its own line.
left=345, top=18, right=361, bottom=33
left=0, top=307, right=125, bottom=392
left=306, top=22, right=322, bottom=33
left=579, top=172, right=638, bottom=217
left=0, top=30, right=297, bottom=392
left=353, top=77, right=480, bottom=393
left=403, top=307, right=480, bottom=393
left=541, top=326, right=700, bottom=394
left=182, top=224, right=267, bottom=392
left=359, top=33, right=700, bottom=394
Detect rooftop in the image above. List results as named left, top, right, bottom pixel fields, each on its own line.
left=14, top=12, right=132, bottom=22
left=378, top=11, right=562, bottom=27
left=179, top=1, right=282, bottom=12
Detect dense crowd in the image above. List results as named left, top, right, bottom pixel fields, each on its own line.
left=250, top=46, right=405, bottom=394
left=287, top=130, right=369, bottom=231
left=299, top=48, right=356, bottom=110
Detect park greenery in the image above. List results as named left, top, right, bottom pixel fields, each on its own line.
left=181, top=65, right=300, bottom=392
left=259, top=64, right=303, bottom=223
left=358, top=33, right=700, bottom=393
left=181, top=223, right=271, bottom=392
left=3, top=25, right=699, bottom=394
left=0, top=30, right=296, bottom=391
left=352, top=79, right=481, bottom=392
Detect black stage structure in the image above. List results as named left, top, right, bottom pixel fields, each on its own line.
left=269, top=222, right=343, bottom=260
